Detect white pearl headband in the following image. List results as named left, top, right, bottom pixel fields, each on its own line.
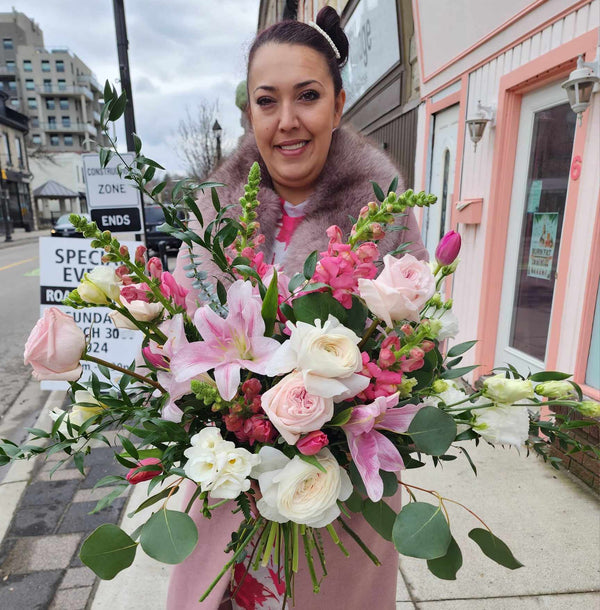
left=307, top=21, right=341, bottom=60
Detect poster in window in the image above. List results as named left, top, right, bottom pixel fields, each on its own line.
left=527, top=212, right=558, bottom=280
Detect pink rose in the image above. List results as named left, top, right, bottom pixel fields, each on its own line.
left=261, top=371, right=334, bottom=445
left=24, top=308, right=85, bottom=381
left=126, top=457, right=163, bottom=484
left=297, top=430, right=329, bottom=455
left=358, top=254, right=435, bottom=326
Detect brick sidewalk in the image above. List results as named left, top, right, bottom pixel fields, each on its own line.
left=0, top=408, right=130, bottom=609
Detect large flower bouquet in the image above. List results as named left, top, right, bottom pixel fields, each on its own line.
left=3, top=84, right=598, bottom=605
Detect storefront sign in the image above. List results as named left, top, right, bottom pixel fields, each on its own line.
left=342, top=0, right=400, bottom=108
left=38, top=237, right=143, bottom=390
left=527, top=213, right=558, bottom=280
left=526, top=179, right=543, bottom=213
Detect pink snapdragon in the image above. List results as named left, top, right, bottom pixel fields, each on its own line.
left=171, top=280, right=280, bottom=401
left=342, top=394, right=422, bottom=501
left=159, top=271, right=188, bottom=308
left=311, top=225, right=379, bottom=309
left=147, top=257, right=163, bottom=279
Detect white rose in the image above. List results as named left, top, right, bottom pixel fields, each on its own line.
left=483, top=375, right=534, bottom=405
left=122, top=299, right=164, bottom=322
left=266, top=315, right=369, bottom=401
left=252, top=446, right=352, bottom=528
left=78, top=266, right=121, bottom=304
left=473, top=405, right=530, bottom=446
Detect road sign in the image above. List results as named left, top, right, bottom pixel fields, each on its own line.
left=91, top=207, right=141, bottom=232
left=38, top=236, right=144, bottom=390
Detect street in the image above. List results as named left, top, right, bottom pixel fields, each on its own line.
left=0, top=242, right=43, bottom=421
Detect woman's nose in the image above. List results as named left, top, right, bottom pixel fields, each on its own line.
left=278, top=101, right=300, bottom=131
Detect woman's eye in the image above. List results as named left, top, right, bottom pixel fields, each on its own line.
left=256, top=97, right=274, bottom=106
left=300, top=90, right=320, bottom=102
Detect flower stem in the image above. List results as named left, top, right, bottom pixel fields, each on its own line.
left=326, top=523, right=349, bottom=557
left=358, top=317, right=381, bottom=349
left=199, top=517, right=264, bottom=602
left=337, top=517, right=380, bottom=565
left=302, top=530, right=320, bottom=593
left=83, top=354, right=165, bottom=392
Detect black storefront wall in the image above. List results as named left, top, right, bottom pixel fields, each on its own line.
left=2, top=174, right=33, bottom=231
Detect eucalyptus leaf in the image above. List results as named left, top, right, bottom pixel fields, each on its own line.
left=362, top=498, right=396, bottom=541
left=408, top=406, right=457, bottom=456
left=392, top=502, right=451, bottom=559
left=345, top=490, right=364, bottom=513
left=80, top=524, right=137, bottom=580
left=427, top=536, right=463, bottom=580
left=468, top=528, right=523, bottom=569
left=140, top=509, right=198, bottom=564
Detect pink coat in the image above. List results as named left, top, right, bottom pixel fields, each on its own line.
left=169, top=127, right=427, bottom=609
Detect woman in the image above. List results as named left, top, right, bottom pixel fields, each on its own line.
left=170, top=7, right=427, bottom=609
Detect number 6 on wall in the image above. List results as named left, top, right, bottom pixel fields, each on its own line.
left=570, top=155, right=582, bottom=181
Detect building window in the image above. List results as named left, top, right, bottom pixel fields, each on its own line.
left=6, top=60, right=15, bottom=73
left=46, top=99, right=55, bottom=110
left=43, top=79, right=52, bottom=92
left=48, top=116, right=56, bottom=128
left=15, top=137, right=24, bottom=167
left=55, top=60, right=65, bottom=72
left=3, top=133, right=12, bottom=166
left=10, top=99, right=19, bottom=107
left=64, top=135, right=73, bottom=146
left=3, top=38, right=13, bottom=50
left=27, top=97, right=37, bottom=109
left=58, top=79, right=66, bottom=91
left=31, top=134, right=41, bottom=145
left=31, top=116, right=39, bottom=127
left=61, top=116, right=71, bottom=127
left=8, top=81, right=16, bottom=91
left=23, top=60, right=32, bottom=72
left=59, top=98, right=69, bottom=110
left=41, top=60, right=50, bottom=72
left=50, top=135, right=59, bottom=146
left=25, top=79, right=34, bottom=91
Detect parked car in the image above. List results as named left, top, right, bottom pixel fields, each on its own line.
left=50, top=213, right=91, bottom=238
left=144, top=205, right=185, bottom=254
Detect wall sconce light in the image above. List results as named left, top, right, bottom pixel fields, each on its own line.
left=466, top=101, right=495, bottom=152
left=562, top=52, right=600, bottom=124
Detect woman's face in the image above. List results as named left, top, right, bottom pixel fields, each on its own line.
left=247, top=43, right=345, bottom=204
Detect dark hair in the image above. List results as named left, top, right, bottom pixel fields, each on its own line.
left=247, top=7, right=349, bottom=96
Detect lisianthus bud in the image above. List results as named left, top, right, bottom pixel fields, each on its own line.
left=126, top=458, right=162, bottom=484
left=483, top=375, right=534, bottom=404
left=147, top=257, right=163, bottom=278
left=577, top=401, right=600, bottom=418
left=534, top=380, right=575, bottom=400
left=432, top=379, right=449, bottom=393
left=435, top=231, right=461, bottom=266
left=296, top=430, right=329, bottom=455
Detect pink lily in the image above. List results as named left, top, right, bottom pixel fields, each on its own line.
left=342, top=393, right=422, bottom=501
left=171, top=280, right=280, bottom=401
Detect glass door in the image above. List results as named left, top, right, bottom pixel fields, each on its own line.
left=495, top=83, right=576, bottom=371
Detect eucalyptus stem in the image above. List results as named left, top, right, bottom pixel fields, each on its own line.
left=83, top=354, right=165, bottom=392
left=199, top=518, right=264, bottom=602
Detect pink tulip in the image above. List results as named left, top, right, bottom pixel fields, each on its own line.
left=24, top=308, right=86, bottom=381
left=126, top=457, right=163, bottom=484
left=297, top=430, right=329, bottom=455
left=435, top=230, right=461, bottom=266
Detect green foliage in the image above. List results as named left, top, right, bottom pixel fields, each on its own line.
left=80, top=524, right=137, bottom=580
left=362, top=498, right=396, bottom=541
left=393, top=502, right=451, bottom=559
left=261, top=269, right=279, bottom=336
left=140, top=509, right=198, bottom=564
left=427, top=536, right=463, bottom=579
left=468, top=528, right=523, bottom=569
left=408, top=406, right=457, bottom=456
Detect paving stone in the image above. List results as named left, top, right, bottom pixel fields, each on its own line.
left=80, top=446, right=119, bottom=466
left=79, top=463, right=121, bottom=489
left=11, top=503, right=66, bottom=536
left=59, top=565, right=97, bottom=589
left=49, top=585, right=93, bottom=609
left=74, top=485, right=124, bottom=503
left=57, top=498, right=127, bottom=534
left=35, top=466, right=87, bottom=483
left=20, top=479, right=80, bottom=507
left=0, top=480, right=27, bottom=544
left=1, top=533, right=81, bottom=573
left=0, top=569, right=63, bottom=610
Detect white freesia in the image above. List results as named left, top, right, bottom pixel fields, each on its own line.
left=183, top=427, right=260, bottom=499
left=266, top=315, right=369, bottom=401
left=251, top=446, right=352, bottom=528
left=78, top=266, right=121, bottom=304
left=473, top=405, right=530, bottom=446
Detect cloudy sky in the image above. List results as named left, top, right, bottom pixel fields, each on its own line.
left=14, top=0, right=260, bottom=173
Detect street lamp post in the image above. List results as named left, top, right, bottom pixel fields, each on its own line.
left=212, top=120, right=222, bottom=164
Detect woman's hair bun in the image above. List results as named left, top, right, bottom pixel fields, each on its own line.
left=315, top=6, right=349, bottom=66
